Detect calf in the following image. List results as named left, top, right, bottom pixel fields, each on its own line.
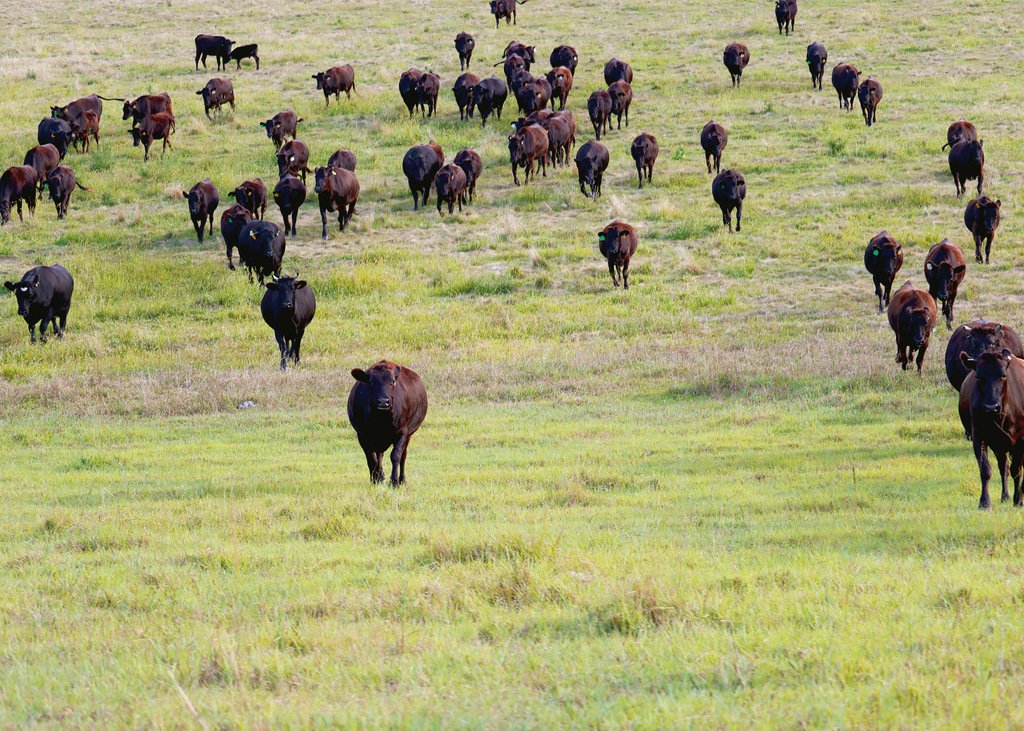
left=417, top=72, right=440, bottom=118
left=604, top=58, right=633, bottom=85
left=23, top=145, right=60, bottom=193
left=194, top=34, right=233, bottom=70
left=37, top=118, right=73, bottom=159
left=197, top=78, right=234, bottom=119
left=587, top=90, right=612, bottom=140
left=453, top=73, right=479, bottom=120
left=946, top=320, right=1023, bottom=393
left=858, top=77, right=882, bottom=126
left=3, top=265, right=74, bottom=343
left=543, top=113, right=574, bottom=167
left=69, top=110, right=100, bottom=153
left=261, top=276, right=316, bottom=370
left=608, top=81, right=632, bottom=130
left=863, top=231, right=903, bottom=313
left=434, top=164, right=467, bottom=216
left=598, top=221, right=638, bottom=289
left=347, top=360, right=429, bottom=485
left=122, top=93, right=173, bottom=129
left=45, top=165, right=91, bottom=220
left=314, top=166, right=359, bottom=238
left=775, top=0, right=797, bottom=34
left=630, top=132, right=658, bottom=189
left=700, top=120, right=728, bottom=174
left=925, top=239, right=967, bottom=329
left=221, top=203, right=254, bottom=270
left=546, top=66, right=573, bottom=110
left=228, top=43, right=259, bottom=70
left=508, top=125, right=548, bottom=186
left=399, top=69, right=424, bottom=117
left=943, top=119, right=978, bottom=151
left=723, top=43, right=750, bottom=86
left=402, top=143, right=444, bottom=210
left=260, top=110, right=301, bottom=151
left=453, top=148, right=483, bottom=202
left=313, top=65, right=355, bottom=106
left=574, top=140, right=609, bottom=198
left=273, top=175, right=306, bottom=236
left=0, top=166, right=37, bottom=225
left=949, top=139, right=985, bottom=198
left=550, top=45, right=578, bottom=73
left=503, top=42, right=536, bottom=69
left=490, top=0, right=526, bottom=28
left=455, top=32, right=475, bottom=70
left=236, top=220, right=286, bottom=285
left=182, top=178, right=219, bottom=243
left=964, top=196, right=1001, bottom=264
left=712, top=169, right=746, bottom=232
left=831, top=63, right=860, bottom=110
left=806, top=42, right=827, bottom=90
left=327, top=149, right=357, bottom=172
left=472, top=77, right=507, bottom=127
left=228, top=179, right=267, bottom=220
left=128, top=112, right=176, bottom=161
left=277, top=140, right=311, bottom=182
left=887, top=280, right=938, bottom=376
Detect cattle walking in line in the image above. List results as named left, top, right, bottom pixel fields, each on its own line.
left=236, top=220, right=285, bottom=285
left=924, top=239, right=967, bottom=329
left=45, top=166, right=91, bottom=220
left=831, top=63, right=860, bottom=110
left=37, top=118, right=74, bottom=159
left=69, top=111, right=100, bottom=153
left=221, top=204, right=255, bottom=270
left=546, top=66, right=573, bottom=110
left=598, top=221, right=638, bottom=289
left=453, top=149, right=483, bottom=202
left=197, top=78, right=234, bottom=119
left=402, top=143, right=444, bottom=210
left=400, top=69, right=424, bottom=116
left=417, top=72, right=441, bottom=118
left=630, top=132, right=658, bottom=189
left=23, top=145, right=60, bottom=193
left=775, top=0, right=797, bottom=34
left=327, top=149, right=357, bottom=172
left=195, top=34, right=233, bottom=70
left=453, top=73, right=480, bottom=120
left=0, top=166, right=38, bottom=225
left=472, top=77, right=508, bottom=127
left=964, top=196, right=1001, bottom=264
left=3, top=265, right=74, bottom=343
left=434, top=164, right=468, bottom=216
left=229, top=180, right=267, bottom=220
left=949, top=139, right=985, bottom=198
left=490, top=0, right=526, bottom=28
left=260, top=111, right=301, bottom=151
left=723, top=43, right=750, bottom=87
left=347, top=360, right=428, bottom=486
left=261, top=276, right=316, bottom=371
left=508, top=125, right=548, bottom=185
left=700, top=120, right=727, bottom=174
left=122, top=93, right=173, bottom=129
left=806, top=42, right=827, bottom=90
left=712, top=169, right=746, bottom=232
left=273, top=175, right=307, bottom=236
left=604, top=58, right=633, bottom=85
left=277, top=140, right=311, bottom=182
left=574, top=140, right=609, bottom=198
left=182, top=179, right=219, bottom=243
left=887, top=280, right=937, bottom=376
left=858, top=77, right=882, bottom=126
left=228, top=44, right=259, bottom=70
left=608, top=81, right=632, bottom=130
left=455, top=32, right=475, bottom=70
left=550, top=45, right=578, bottom=73
left=943, top=119, right=978, bottom=150
left=314, top=166, right=359, bottom=238
left=128, top=112, right=176, bottom=161
left=946, top=320, right=1023, bottom=393
left=587, top=90, right=611, bottom=140
left=313, top=65, right=356, bottom=106
left=864, top=231, right=903, bottom=313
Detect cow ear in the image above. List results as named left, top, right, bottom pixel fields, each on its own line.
left=3, top=281, right=15, bottom=291
left=895, top=245, right=902, bottom=253
left=979, top=139, right=984, bottom=147
left=393, top=366, right=401, bottom=379
left=1003, top=349, right=1013, bottom=360
left=960, top=352, right=976, bottom=371
left=925, top=262, right=933, bottom=271
left=997, top=200, right=1002, bottom=208
left=265, top=282, right=279, bottom=291
left=954, top=265, right=966, bottom=274
left=294, top=280, right=307, bottom=289
left=352, top=369, right=370, bottom=383
left=182, top=191, right=188, bottom=198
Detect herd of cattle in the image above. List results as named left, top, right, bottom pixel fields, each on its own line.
left=1, top=8, right=1020, bottom=503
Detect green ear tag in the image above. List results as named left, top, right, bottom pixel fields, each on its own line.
left=873, top=250, right=879, bottom=256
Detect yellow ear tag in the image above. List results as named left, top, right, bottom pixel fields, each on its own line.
left=250, top=231, right=256, bottom=239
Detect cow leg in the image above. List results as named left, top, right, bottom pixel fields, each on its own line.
left=915, top=341, right=928, bottom=377
left=28, top=322, right=36, bottom=343
left=275, top=332, right=288, bottom=370
left=209, top=212, right=216, bottom=237
left=637, top=164, right=644, bottom=189
left=292, top=331, right=304, bottom=365
left=38, top=315, right=49, bottom=343
left=540, top=154, right=546, bottom=178
left=986, top=234, right=993, bottom=264
left=57, top=311, right=67, bottom=338
left=625, top=105, right=629, bottom=127
left=1011, top=451, right=1024, bottom=507
left=897, top=342, right=907, bottom=369
left=997, top=451, right=1011, bottom=503
left=945, top=296, right=955, bottom=329
left=226, top=245, right=235, bottom=270
left=608, top=259, right=618, bottom=287
left=345, top=201, right=356, bottom=228
left=622, top=258, right=630, bottom=290
left=357, top=434, right=384, bottom=483
left=973, top=233, right=983, bottom=264
left=735, top=201, right=742, bottom=232
left=977, top=172, right=984, bottom=196
left=390, top=433, right=412, bottom=485
left=290, top=211, right=298, bottom=236
left=412, top=190, right=419, bottom=211
left=874, top=279, right=885, bottom=313
left=512, top=163, right=520, bottom=186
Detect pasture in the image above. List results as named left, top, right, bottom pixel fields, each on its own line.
left=2, top=0, right=1024, bottom=727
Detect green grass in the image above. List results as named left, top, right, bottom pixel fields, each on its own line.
left=3, top=0, right=1024, bottom=728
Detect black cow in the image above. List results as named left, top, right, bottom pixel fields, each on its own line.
left=45, top=165, right=91, bottom=220
left=608, top=80, right=632, bottom=130
left=228, top=43, right=259, bottom=70
left=434, top=164, right=468, bottom=216
left=864, top=231, right=903, bottom=313
left=700, top=120, right=727, bottom=174
left=197, top=78, right=234, bottom=119
left=472, top=77, right=508, bottom=127
left=943, top=119, right=978, bottom=151
left=946, top=320, right=1024, bottom=393
left=550, top=45, right=578, bottom=73
left=502, top=55, right=527, bottom=88
left=453, top=73, right=480, bottom=120
left=964, top=196, right=1001, bottom=264
left=182, top=178, right=219, bottom=243
left=3, top=265, right=74, bottom=342
left=574, top=140, right=609, bottom=198
left=712, top=169, right=746, bottom=232
left=260, top=110, right=301, bottom=151
left=925, top=239, right=967, bottom=329
left=277, top=140, right=311, bottom=182
left=23, top=145, right=60, bottom=193
left=128, top=112, right=176, bottom=161
left=723, top=43, right=750, bottom=86
left=313, top=65, right=356, bottom=106
left=417, top=72, right=440, bottom=118
left=37, top=118, right=73, bottom=159
left=399, top=69, right=423, bottom=117
left=402, top=143, right=444, bottom=210
left=273, top=175, right=306, bottom=236
left=949, top=139, right=985, bottom=198
left=228, top=179, right=267, bottom=220
left=453, top=148, right=483, bottom=202
left=775, top=0, right=797, bottom=34
left=0, top=166, right=37, bottom=225
left=122, top=93, right=173, bottom=129
left=587, top=90, right=611, bottom=140
left=831, top=63, right=860, bottom=110
left=314, top=166, right=359, bottom=239
left=347, top=360, right=429, bottom=485
left=261, top=276, right=316, bottom=371
left=327, top=149, right=357, bottom=172
left=517, top=79, right=552, bottom=115
left=604, top=58, right=633, bottom=85
left=236, top=220, right=285, bottom=285
left=194, top=34, right=234, bottom=70
left=630, top=132, right=658, bottom=189
left=455, top=32, right=475, bottom=70
left=598, top=221, right=639, bottom=289
left=858, top=77, right=882, bottom=126
left=221, top=203, right=254, bottom=270
left=490, top=0, right=526, bottom=28
left=806, top=42, right=827, bottom=90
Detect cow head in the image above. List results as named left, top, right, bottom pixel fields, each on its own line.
left=489, top=0, right=500, bottom=14
left=976, top=198, right=1002, bottom=232
left=50, top=105, right=68, bottom=121
left=45, top=171, right=63, bottom=201
left=508, top=133, right=527, bottom=164
left=352, top=363, right=402, bottom=411
left=963, top=322, right=1008, bottom=363
left=260, top=119, right=281, bottom=140
left=724, top=47, right=745, bottom=68
left=715, top=171, right=745, bottom=201
left=961, top=349, right=1014, bottom=414
left=858, top=80, right=880, bottom=104
left=277, top=150, right=294, bottom=178
left=197, top=87, right=217, bottom=107
left=122, top=101, right=136, bottom=121
left=904, top=307, right=932, bottom=349
left=599, top=225, right=629, bottom=257
left=128, top=128, right=143, bottom=147
left=313, top=72, right=325, bottom=90
left=3, top=275, right=39, bottom=316
left=0, top=200, right=10, bottom=225
left=869, top=238, right=902, bottom=277
left=265, top=276, right=306, bottom=312
left=182, top=188, right=206, bottom=217
left=966, top=139, right=985, bottom=164
left=229, top=184, right=254, bottom=210
left=925, top=257, right=966, bottom=302
left=314, top=166, right=337, bottom=194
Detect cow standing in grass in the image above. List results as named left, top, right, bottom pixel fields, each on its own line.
left=3, top=265, right=74, bottom=342
left=261, top=276, right=315, bottom=371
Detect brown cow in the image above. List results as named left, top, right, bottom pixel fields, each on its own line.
left=0, top=166, right=38, bottom=225
left=197, top=78, right=234, bottom=119
left=221, top=204, right=254, bottom=270
left=453, top=73, right=479, bottom=120
left=45, top=165, right=91, bottom=219
left=503, top=42, right=536, bottom=69
left=943, top=119, right=978, bottom=151
left=608, top=81, right=632, bottom=130
left=831, top=63, right=860, bottom=110
left=50, top=95, right=105, bottom=126
left=228, top=180, right=267, bottom=220
left=508, top=125, right=548, bottom=185
left=69, top=111, right=100, bottom=153
left=946, top=320, right=1024, bottom=393
left=964, top=196, right=1001, bottom=264
left=587, top=90, right=612, bottom=140
left=806, top=42, right=827, bottom=90
left=399, top=69, right=423, bottom=117
left=545, top=66, right=573, bottom=110
left=23, top=145, right=60, bottom=193
left=327, top=149, right=357, bottom=172
left=260, top=110, right=301, bottom=151
left=864, top=231, right=903, bottom=313
left=128, top=112, right=175, bottom=161
left=603, top=58, right=633, bottom=85
left=550, top=45, right=578, bottom=73
left=417, top=72, right=441, bottom=118
left=949, top=139, right=985, bottom=198
left=723, top=43, right=750, bottom=86
left=575, top=141, right=609, bottom=198
left=598, top=221, right=639, bottom=289
left=122, top=93, right=173, bottom=129
left=273, top=175, right=306, bottom=236
left=227, top=43, right=259, bottom=70
left=182, top=178, right=219, bottom=243
left=542, top=113, right=574, bottom=167
left=630, top=132, right=658, bottom=189
left=434, top=164, right=468, bottom=216
left=277, top=140, right=311, bottom=182
left=313, top=65, right=355, bottom=106
left=700, top=120, right=727, bottom=174
left=314, top=166, right=359, bottom=239
left=455, top=32, right=475, bottom=70
left=490, top=0, right=527, bottom=28
left=857, top=77, right=882, bottom=126
left=887, top=280, right=937, bottom=376
left=194, top=34, right=233, bottom=70
left=453, top=148, right=483, bottom=202
left=925, top=239, right=967, bottom=329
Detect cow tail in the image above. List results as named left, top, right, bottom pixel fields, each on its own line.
left=75, top=182, right=94, bottom=192
left=95, top=95, right=126, bottom=102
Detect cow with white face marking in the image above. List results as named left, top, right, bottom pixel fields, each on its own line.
left=4, top=265, right=74, bottom=343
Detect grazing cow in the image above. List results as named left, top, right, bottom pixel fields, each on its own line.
left=221, top=203, right=254, bottom=270
left=587, top=90, right=612, bottom=140
left=182, top=178, right=219, bottom=243
left=23, top=145, right=60, bottom=193
left=857, top=77, right=882, bottom=126
left=314, top=166, right=359, bottom=238
left=518, top=79, right=552, bottom=115
left=550, top=45, right=578, bottom=73
left=236, top=220, right=286, bottom=285
left=946, top=320, right=1024, bottom=393
left=69, top=111, right=100, bottom=153
left=490, top=0, right=526, bottom=28
left=712, top=169, right=746, bottom=232
left=228, top=43, right=259, bottom=70
left=806, top=42, right=827, bottom=90
left=831, top=63, right=860, bottom=110
left=417, top=72, right=441, bottom=118
left=943, top=119, right=978, bottom=151
left=327, top=149, right=357, bottom=172
left=122, top=93, right=173, bottom=129
left=262, top=276, right=316, bottom=371
left=45, top=165, right=91, bottom=220
left=0, top=166, right=37, bottom=225
left=503, top=42, right=536, bottom=69
left=228, top=179, right=267, bottom=220
left=194, top=34, right=233, bottom=70
left=399, top=69, right=424, bottom=117
left=347, top=360, right=428, bottom=485
left=273, top=175, right=306, bottom=236
left=598, top=221, right=638, bottom=289
left=434, top=164, right=468, bottom=216
left=472, top=77, right=508, bottom=127
left=313, top=65, right=355, bottom=106
left=453, top=149, right=483, bottom=202
left=277, top=140, right=311, bottom=182
left=50, top=95, right=105, bottom=126
left=964, top=196, right=1001, bottom=264
left=37, top=118, right=74, bottom=159
left=508, top=125, right=548, bottom=185
left=887, top=280, right=937, bottom=376
left=546, top=66, right=573, bottom=110
left=958, top=349, right=1024, bottom=508
left=723, top=43, right=750, bottom=86
left=542, top=113, right=574, bottom=167
left=197, top=78, right=234, bottom=119
left=453, top=73, right=480, bottom=120
left=607, top=81, right=632, bottom=130
left=260, top=110, right=301, bottom=151
left=455, top=32, right=475, bottom=70
left=128, top=112, right=176, bottom=161
left=775, top=0, right=797, bottom=34
left=700, top=120, right=728, bottom=174
left=949, top=139, right=985, bottom=198
left=604, top=58, right=633, bottom=85
left=402, top=143, right=444, bottom=211
left=630, top=132, right=658, bottom=189
left=863, top=231, right=903, bottom=313
left=3, top=265, right=74, bottom=343
left=574, top=140, right=609, bottom=198
left=925, top=239, right=967, bottom=329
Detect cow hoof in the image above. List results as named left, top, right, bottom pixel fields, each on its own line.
left=978, top=503, right=991, bottom=511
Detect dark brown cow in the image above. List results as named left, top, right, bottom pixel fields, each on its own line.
left=472, top=77, right=508, bottom=127
left=604, top=58, right=633, bottom=85
left=775, top=0, right=797, bottom=34
left=550, top=46, right=578, bottom=73
left=453, top=148, right=483, bottom=202
left=3, top=265, right=74, bottom=343
left=546, top=66, right=573, bottom=110
left=700, top=120, right=727, bottom=174
left=831, top=63, right=860, bottom=110
left=313, top=65, right=355, bottom=106
left=574, top=140, right=609, bottom=198
left=542, top=113, right=574, bottom=167
left=195, top=34, right=233, bottom=70
left=587, top=90, right=611, bottom=140
left=517, top=78, right=551, bottom=115
left=182, top=178, right=219, bottom=243
left=122, top=93, right=173, bottom=129
left=964, top=196, right=1001, bottom=264
left=806, top=42, right=827, bottom=90
left=402, top=142, right=444, bottom=211
left=37, top=119, right=73, bottom=159
left=273, top=175, right=306, bottom=236
left=925, top=239, right=967, bottom=329
left=712, top=169, right=746, bottom=232
left=887, top=280, right=938, bottom=376
left=417, top=72, right=440, bottom=118
left=44, top=165, right=91, bottom=219
left=630, top=132, right=658, bottom=189
left=599, top=221, right=639, bottom=289
left=0, top=166, right=37, bottom=225
left=236, top=220, right=285, bottom=286
left=399, top=69, right=423, bottom=117
left=347, top=360, right=428, bottom=485
left=262, top=276, right=315, bottom=371
left=197, top=78, right=234, bottom=119
left=50, top=95, right=105, bottom=126
left=508, top=125, right=548, bottom=185
left=453, top=73, right=480, bottom=120
left=221, top=204, right=254, bottom=270
left=277, top=140, right=311, bottom=182
left=434, top=164, right=468, bottom=216
left=128, top=112, right=175, bottom=161
left=327, top=149, right=357, bottom=172
left=943, top=119, right=978, bottom=151
left=69, top=111, right=100, bottom=153
left=490, top=0, right=526, bottom=28
left=503, top=42, right=536, bottom=69
left=864, top=231, right=903, bottom=313
left=723, top=43, right=750, bottom=86
left=949, top=139, right=985, bottom=198
left=314, top=166, right=359, bottom=238
left=608, top=81, right=632, bottom=130
left=509, top=68, right=535, bottom=99
left=228, top=43, right=259, bottom=70
left=23, top=145, right=60, bottom=193
left=857, top=77, right=882, bottom=126
left=260, top=110, right=301, bottom=151
left=455, top=32, right=475, bottom=70
left=228, top=179, right=267, bottom=220
left=946, top=320, right=1023, bottom=393
left=502, top=54, right=527, bottom=88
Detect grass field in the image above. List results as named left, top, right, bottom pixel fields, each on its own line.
left=3, top=0, right=1024, bottom=727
